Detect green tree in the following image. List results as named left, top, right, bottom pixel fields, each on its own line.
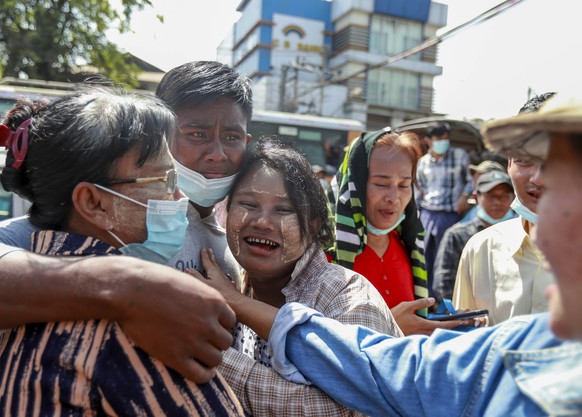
left=0, top=0, right=154, bottom=86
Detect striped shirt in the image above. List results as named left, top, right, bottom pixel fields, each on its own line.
left=218, top=244, right=402, bottom=416
left=417, top=147, right=472, bottom=212
left=0, top=230, right=245, bottom=417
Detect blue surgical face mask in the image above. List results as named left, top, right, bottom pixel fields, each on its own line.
left=93, top=184, right=189, bottom=264
left=431, top=139, right=450, bottom=155
left=476, top=207, right=515, bottom=225
left=366, top=214, right=406, bottom=236
left=175, top=159, right=236, bottom=207
left=510, top=197, right=537, bottom=225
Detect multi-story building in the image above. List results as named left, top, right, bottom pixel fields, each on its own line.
left=219, top=0, right=447, bottom=129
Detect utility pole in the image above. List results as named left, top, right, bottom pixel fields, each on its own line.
left=279, top=65, right=289, bottom=112
left=293, top=58, right=299, bottom=113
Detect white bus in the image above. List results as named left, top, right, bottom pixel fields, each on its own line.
left=248, top=110, right=364, bottom=168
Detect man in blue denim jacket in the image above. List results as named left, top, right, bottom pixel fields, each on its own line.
left=260, top=94, right=582, bottom=417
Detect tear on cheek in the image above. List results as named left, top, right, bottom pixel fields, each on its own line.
left=227, top=207, right=248, bottom=257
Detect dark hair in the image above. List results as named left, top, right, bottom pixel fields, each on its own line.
left=155, top=61, right=253, bottom=123
left=518, top=92, right=556, bottom=114
left=226, top=139, right=333, bottom=248
left=1, top=86, right=175, bottom=230
left=425, top=122, right=450, bottom=137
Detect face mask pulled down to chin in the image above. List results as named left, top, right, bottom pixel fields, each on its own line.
left=510, top=197, right=538, bottom=225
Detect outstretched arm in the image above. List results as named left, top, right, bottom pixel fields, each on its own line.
left=0, top=249, right=236, bottom=383
left=269, top=303, right=529, bottom=417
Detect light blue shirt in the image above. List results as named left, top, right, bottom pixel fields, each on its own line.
left=270, top=302, right=582, bottom=417
left=0, top=215, right=38, bottom=256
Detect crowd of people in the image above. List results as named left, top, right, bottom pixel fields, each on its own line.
left=0, top=60, right=579, bottom=416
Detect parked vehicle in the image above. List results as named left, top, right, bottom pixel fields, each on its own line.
left=248, top=109, right=364, bottom=168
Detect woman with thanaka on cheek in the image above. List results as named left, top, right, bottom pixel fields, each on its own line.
left=196, top=139, right=401, bottom=416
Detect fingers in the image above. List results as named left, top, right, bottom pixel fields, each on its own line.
left=186, top=268, right=205, bottom=280
left=168, top=357, right=219, bottom=384
left=399, top=297, right=436, bottom=313
left=410, top=317, right=461, bottom=335
left=219, top=303, right=237, bottom=332
left=181, top=361, right=218, bottom=384
left=200, top=248, right=218, bottom=267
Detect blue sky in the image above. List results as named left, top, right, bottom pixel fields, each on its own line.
left=109, top=0, right=581, bottom=120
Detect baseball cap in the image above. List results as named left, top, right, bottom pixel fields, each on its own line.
left=476, top=171, right=513, bottom=193
left=482, top=93, right=582, bottom=161
left=468, top=160, right=505, bottom=175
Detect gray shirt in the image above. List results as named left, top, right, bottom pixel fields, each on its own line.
left=168, top=205, right=242, bottom=287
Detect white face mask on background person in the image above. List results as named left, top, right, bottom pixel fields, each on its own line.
left=93, top=184, right=189, bottom=264
left=366, top=214, right=406, bottom=236
left=175, top=159, right=237, bottom=207
left=431, top=139, right=450, bottom=155
left=510, top=196, right=538, bottom=225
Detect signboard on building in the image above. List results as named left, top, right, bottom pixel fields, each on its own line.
left=271, top=13, right=325, bottom=72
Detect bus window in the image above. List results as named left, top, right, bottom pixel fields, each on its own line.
left=248, top=110, right=364, bottom=169
left=0, top=98, right=17, bottom=116
left=0, top=184, right=12, bottom=220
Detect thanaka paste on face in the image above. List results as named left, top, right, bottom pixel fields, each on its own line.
left=227, top=205, right=248, bottom=256
left=109, top=193, right=147, bottom=243
left=280, top=213, right=307, bottom=263
left=237, top=164, right=287, bottom=197
left=230, top=163, right=306, bottom=265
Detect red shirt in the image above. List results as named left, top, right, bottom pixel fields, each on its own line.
left=352, top=230, right=415, bottom=308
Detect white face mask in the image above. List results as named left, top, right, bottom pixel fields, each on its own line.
left=175, top=159, right=237, bottom=207
left=510, top=197, right=538, bottom=225
left=366, top=214, right=406, bottom=236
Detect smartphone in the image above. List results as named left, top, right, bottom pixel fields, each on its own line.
left=427, top=309, right=489, bottom=321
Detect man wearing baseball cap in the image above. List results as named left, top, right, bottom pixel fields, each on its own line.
left=458, top=159, right=507, bottom=224
left=453, top=94, right=556, bottom=325
left=433, top=170, right=515, bottom=301
left=253, top=91, right=582, bottom=417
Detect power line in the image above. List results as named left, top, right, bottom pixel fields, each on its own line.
left=325, top=0, right=528, bottom=87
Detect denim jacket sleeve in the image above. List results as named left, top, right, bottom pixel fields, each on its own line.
left=269, top=303, right=562, bottom=417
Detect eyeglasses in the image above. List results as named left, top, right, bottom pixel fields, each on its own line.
left=108, top=169, right=177, bottom=194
